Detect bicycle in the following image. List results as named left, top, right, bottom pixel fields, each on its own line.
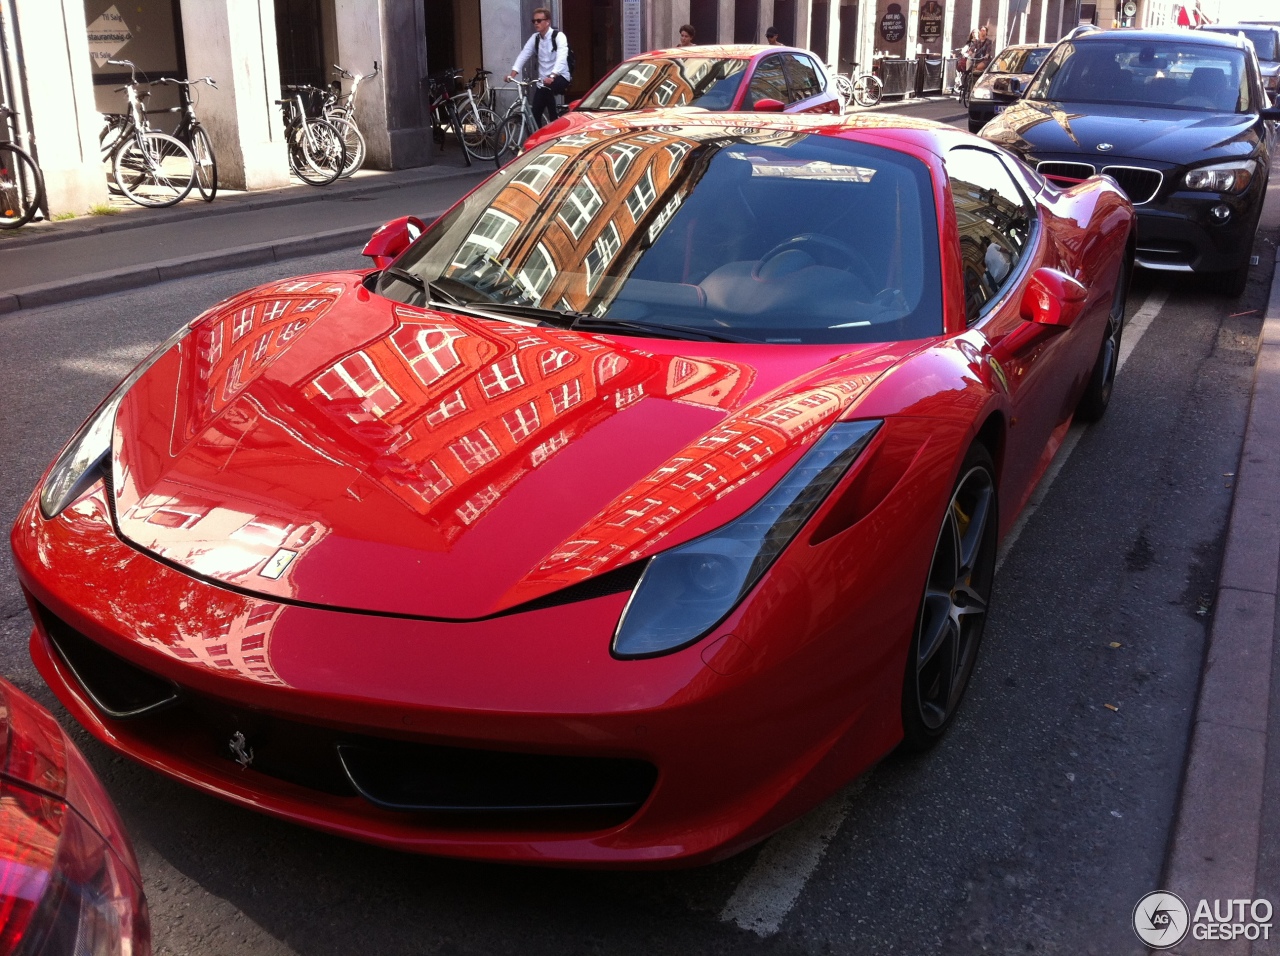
left=827, top=63, right=855, bottom=110
left=151, top=76, right=218, bottom=201
left=276, top=87, right=346, bottom=186
left=424, top=69, right=501, bottom=165
left=101, top=59, right=195, bottom=207
left=468, top=67, right=497, bottom=113
left=328, top=61, right=380, bottom=177
left=0, top=103, right=45, bottom=228
left=847, top=61, right=883, bottom=108
left=496, top=78, right=541, bottom=161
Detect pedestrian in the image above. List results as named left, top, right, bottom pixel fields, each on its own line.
left=678, top=24, right=696, bottom=46
left=765, top=26, right=783, bottom=45
left=506, top=7, right=572, bottom=127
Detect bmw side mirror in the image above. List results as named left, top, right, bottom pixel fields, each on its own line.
left=1020, top=267, right=1088, bottom=328
left=362, top=215, right=426, bottom=271
left=1261, top=105, right=1280, bottom=120
left=1008, top=78, right=1023, bottom=95
left=753, top=97, right=786, bottom=112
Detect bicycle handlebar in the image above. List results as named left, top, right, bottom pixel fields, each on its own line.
left=153, top=76, right=218, bottom=90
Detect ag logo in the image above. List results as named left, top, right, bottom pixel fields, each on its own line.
left=1133, top=891, right=1190, bottom=948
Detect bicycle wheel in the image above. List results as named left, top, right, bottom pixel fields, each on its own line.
left=294, top=120, right=344, bottom=186
left=0, top=143, right=45, bottom=228
left=459, top=106, right=502, bottom=162
left=498, top=113, right=529, bottom=161
left=113, top=131, right=195, bottom=207
left=835, top=74, right=854, bottom=111
left=852, top=74, right=882, bottom=108
left=329, top=117, right=366, bottom=177
left=189, top=125, right=218, bottom=202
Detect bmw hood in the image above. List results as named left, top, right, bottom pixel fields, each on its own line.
left=109, top=273, right=908, bottom=619
left=985, top=100, right=1264, bottom=164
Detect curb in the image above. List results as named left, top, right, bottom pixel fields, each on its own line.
left=0, top=164, right=483, bottom=251
left=1161, top=248, right=1280, bottom=954
left=0, top=219, right=415, bottom=314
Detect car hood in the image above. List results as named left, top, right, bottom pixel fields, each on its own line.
left=983, top=100, right=1265, bottom=164
left=110, top=273, right=912, bottom=619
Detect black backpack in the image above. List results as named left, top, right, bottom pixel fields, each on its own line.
left=538, top=27, right=576, bottom=77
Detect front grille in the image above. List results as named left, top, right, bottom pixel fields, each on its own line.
left=37, top=601, right=656, bottom=828
left=1102, top=165, right=1163, bottom=205
left=1037, top=161, right=1095, bottom=187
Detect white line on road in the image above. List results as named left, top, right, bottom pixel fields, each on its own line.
left=719, top=286, right=1168, bottom=937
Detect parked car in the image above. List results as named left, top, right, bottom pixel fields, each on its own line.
left=968, top=43, right=1053, bottom=132
left=12, top=110, right=1132, bottom=867
left=1199, top=23, right=1280, bottom=102
left=980, top=28, right=1280, bottom=296
left=526, top=44, right=840, bottom=149
left=0, top=676, right=150, bottom=954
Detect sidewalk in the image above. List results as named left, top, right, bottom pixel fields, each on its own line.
left=0, top=158, right=489, bottom=313
left=1163, top=243, right=1280, bottom=954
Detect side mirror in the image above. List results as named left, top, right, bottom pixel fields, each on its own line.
left=567, top=98, right=582, bottom=110
left=753, top=97, right=787, bottom=112
left=1261, top=105, right=1280, bottom=121
left=1020, top=267, right=1088, bottom=327
left=1008, top=77, right=1023, bottom=95
left=362, top=216, right=426, bottom=270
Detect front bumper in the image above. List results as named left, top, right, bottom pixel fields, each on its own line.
left=10, top=434, right=950, bottom=865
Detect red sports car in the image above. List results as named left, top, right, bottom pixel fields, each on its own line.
left=0, top=677, right=150, bottom=954
left=526, top=44, right=841, bottom=152
left=11, top=111, right=1133, bottom=867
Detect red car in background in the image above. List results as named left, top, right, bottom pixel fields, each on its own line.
left=526, top=44, right=841, bottom=150
left=0, top=677, right=150, bottom=954
left=12, top=111, right=1132, bottom=867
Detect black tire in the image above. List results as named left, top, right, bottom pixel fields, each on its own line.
left=900, top=443, right=998, bottom=753
left=1076, top=253, right=1129, bottom=422
left=329, top=117, right=366, bottom=178
left=190, top=125, right=218, bottom=202
left=290, top=120, right=344, bottom=186
left=498, top=113, right=528, bottom=162
left=0, top=143, right=44, bottom=228
left=968, top=117, right=984, bottom=133
left=113, top=131, right=195, bottom=207
left=460, top=106, right=502, bottom=162
left=1209, top=255, right=1250, bottom=298
left=852, top=74, right=882, bottom=108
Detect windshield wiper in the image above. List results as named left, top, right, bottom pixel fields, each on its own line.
left=569, top=315, right=756, bottom=343
left=380, top=268, right=470, bottom=307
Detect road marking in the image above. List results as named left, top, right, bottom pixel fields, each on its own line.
left=720, top=778, right=868, bottom=936
left=719, top=286, right=1168, bottom=937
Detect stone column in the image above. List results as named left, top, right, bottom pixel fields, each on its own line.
left=6, top=0, right=107, bottom=216
left=322, top=0, right=434, bottom=170
left=178, top=0, right=290, bottom=191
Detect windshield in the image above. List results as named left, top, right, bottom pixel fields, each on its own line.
left=377, top=126, right=942, bottom=345
left=1203, top=27, right=1278, bottom=61
left=1026, top=39, right=1252, bottom=112
left=990, top=46, right=1051, bottom=74
left=577, top=57, right=751, bottom=111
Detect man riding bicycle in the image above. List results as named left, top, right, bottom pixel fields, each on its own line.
left=506, top=7, right=571, bottom=128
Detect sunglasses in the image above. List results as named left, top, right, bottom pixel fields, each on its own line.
left=532, top=17, right=548, bottom=22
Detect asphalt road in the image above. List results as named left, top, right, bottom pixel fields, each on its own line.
left=0, top=98, right=1276, bottom=955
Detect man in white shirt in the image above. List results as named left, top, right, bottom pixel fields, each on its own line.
left=506, top=7, right=572, bottom=127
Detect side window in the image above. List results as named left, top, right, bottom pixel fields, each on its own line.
left=783, top=55, right=823, bottom=102
left=946, top=146, right=1036, bottom=324
left=748, top=55, right=790, bottom=105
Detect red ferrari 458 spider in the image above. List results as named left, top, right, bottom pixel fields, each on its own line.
left=11, top=111, right=1133, bottom=867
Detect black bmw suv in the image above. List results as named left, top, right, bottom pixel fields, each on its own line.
left=980, top=28, right=1280, bottom=295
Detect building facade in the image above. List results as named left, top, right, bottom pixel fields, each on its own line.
left=1, top=0, right=1198, bottom=218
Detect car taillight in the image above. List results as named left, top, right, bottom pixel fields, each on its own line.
left=0, top=682, right=150, bottom=956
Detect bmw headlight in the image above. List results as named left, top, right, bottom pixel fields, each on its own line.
left=971, top=86, right=993, bottom=100
left=612, top=420, right=881, bottom=659
left=40, top=324, right=192, bottom=519
left=1184, top=160, right=1256, bottom=194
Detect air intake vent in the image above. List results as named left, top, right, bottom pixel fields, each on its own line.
left=37, top=603, right=180, bottom=719
left=1037, top=161, right=1096, bottom=187
left=1101, top=165, right=1163, bottom=205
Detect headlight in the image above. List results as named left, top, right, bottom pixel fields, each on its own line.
left=40, top=324, right=191, bottom=519
left=612, top=420, right=881, bottom=658
left=1183, top=160, right=1257, bottom=194
left=971, top=86, right=993, bottom=100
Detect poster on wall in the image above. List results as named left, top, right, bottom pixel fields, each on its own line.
left=87, top=5, right=133, bottom=67
left=879, top=3, right=907, bottom=42
left=919, top=0, right=944, bottom=40
left=623, top=0, right=642, bottom=59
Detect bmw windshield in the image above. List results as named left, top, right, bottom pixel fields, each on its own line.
left=375, top=124, right=942, bottom=345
